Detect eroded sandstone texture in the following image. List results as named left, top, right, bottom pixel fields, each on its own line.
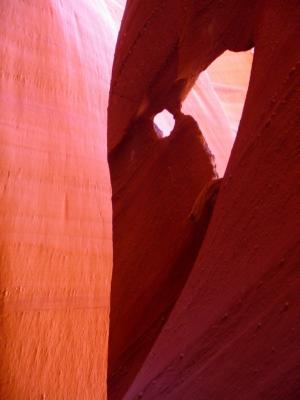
left=0, top=1, right=113, bottom=398
left=109, top=1, right=300, bottom=399
left=108, top=113, right=218, bottom=399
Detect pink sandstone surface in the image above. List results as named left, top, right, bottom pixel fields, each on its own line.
left=0, top=1, right=114, bottom=398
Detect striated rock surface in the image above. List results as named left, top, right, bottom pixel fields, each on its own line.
left=0, top=1, right=113, bottom=398
left=109, top=1, right=300, bottom=399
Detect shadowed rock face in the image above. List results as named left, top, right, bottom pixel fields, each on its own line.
left=108, top=1, right=300, bottom=399
left=108, top=113, right=219, bottom=399
left=108, top=0, right=255, bottom=152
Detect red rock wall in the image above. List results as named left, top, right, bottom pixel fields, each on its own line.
left=108, top=113, right=218, bottom=398
left=0, top=1, right=113, bottom=398
left=109, top=1, right=300, bottom=399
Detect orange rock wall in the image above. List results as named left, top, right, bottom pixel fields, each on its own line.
left=0, top=1, right=113, bottom=398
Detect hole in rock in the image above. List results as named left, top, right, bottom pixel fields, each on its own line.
left=153, top=110, right=175, bottom=137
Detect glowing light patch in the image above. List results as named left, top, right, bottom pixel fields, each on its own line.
left=154, top=110, right=175, bottom=137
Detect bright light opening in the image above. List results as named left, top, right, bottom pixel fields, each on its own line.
left=153, top=110, right=175, bottom=137
left=182, top=50, right=253, bottom=176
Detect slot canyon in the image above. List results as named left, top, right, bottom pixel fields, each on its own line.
left=0, top=1, right=299, bottom=399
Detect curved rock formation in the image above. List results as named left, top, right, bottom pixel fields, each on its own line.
left=109, top=0, right=300, bottom=399
left=108, top=112, right=218, bottom=398
left=0, top=1, right=113, bottom=398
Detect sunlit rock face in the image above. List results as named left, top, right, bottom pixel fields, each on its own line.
left=0, top=1, right=113, bottom=398
left=109, top=1, right=300, bottom=399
